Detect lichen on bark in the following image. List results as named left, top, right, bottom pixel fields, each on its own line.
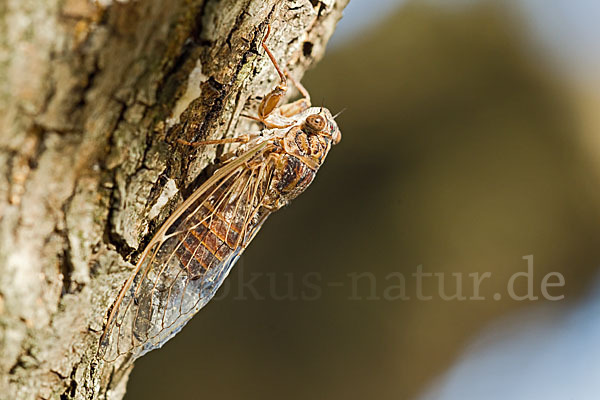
left=0, top=0, right=348, bottom=398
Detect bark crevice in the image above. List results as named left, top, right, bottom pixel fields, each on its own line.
left=0, top=1, right=348, bottom=398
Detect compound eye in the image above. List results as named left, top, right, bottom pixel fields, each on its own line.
left=305, top=114, right=326, bottom=133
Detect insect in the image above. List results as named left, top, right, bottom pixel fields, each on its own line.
left=98, top=25, right=341, bottom=362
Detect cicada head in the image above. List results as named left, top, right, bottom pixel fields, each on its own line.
left=302, top=108, right=341, bottom=145
left=264, top=107, right=341, bottom=210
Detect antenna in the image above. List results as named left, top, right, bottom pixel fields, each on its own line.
left=333, top=108, right=347, bottom=120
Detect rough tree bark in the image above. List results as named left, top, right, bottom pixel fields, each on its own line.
left=0, top=0, right=347, bottom=398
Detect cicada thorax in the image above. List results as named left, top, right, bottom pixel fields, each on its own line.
left=283, top=125, right=332, bottom=165
left=263, top=125, right=332, bottom=210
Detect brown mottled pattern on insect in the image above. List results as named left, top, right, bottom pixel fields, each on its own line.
left=98, top=24, right=342, bottom=362
left=172, top=179, right=265, bottom=279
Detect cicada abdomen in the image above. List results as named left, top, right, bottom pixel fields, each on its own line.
left=99, top=143, right=274, bottom=361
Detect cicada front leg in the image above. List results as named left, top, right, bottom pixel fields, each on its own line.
left=278, top=70, right=311, bottom=117
left=253, top=24, right=312, bottom=128
left=257, top=24, right=288, bottom=123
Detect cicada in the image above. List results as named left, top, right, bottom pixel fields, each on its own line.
left=98, top=25, right=341, bottom=362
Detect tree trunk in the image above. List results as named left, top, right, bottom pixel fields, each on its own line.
left=0, top=0, right=347, bottom=398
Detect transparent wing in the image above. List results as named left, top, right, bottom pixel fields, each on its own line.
left=99, top=142, right=272, bottom=361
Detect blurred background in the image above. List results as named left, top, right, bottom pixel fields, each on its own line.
left=127, top=1, right=600, bottom=399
